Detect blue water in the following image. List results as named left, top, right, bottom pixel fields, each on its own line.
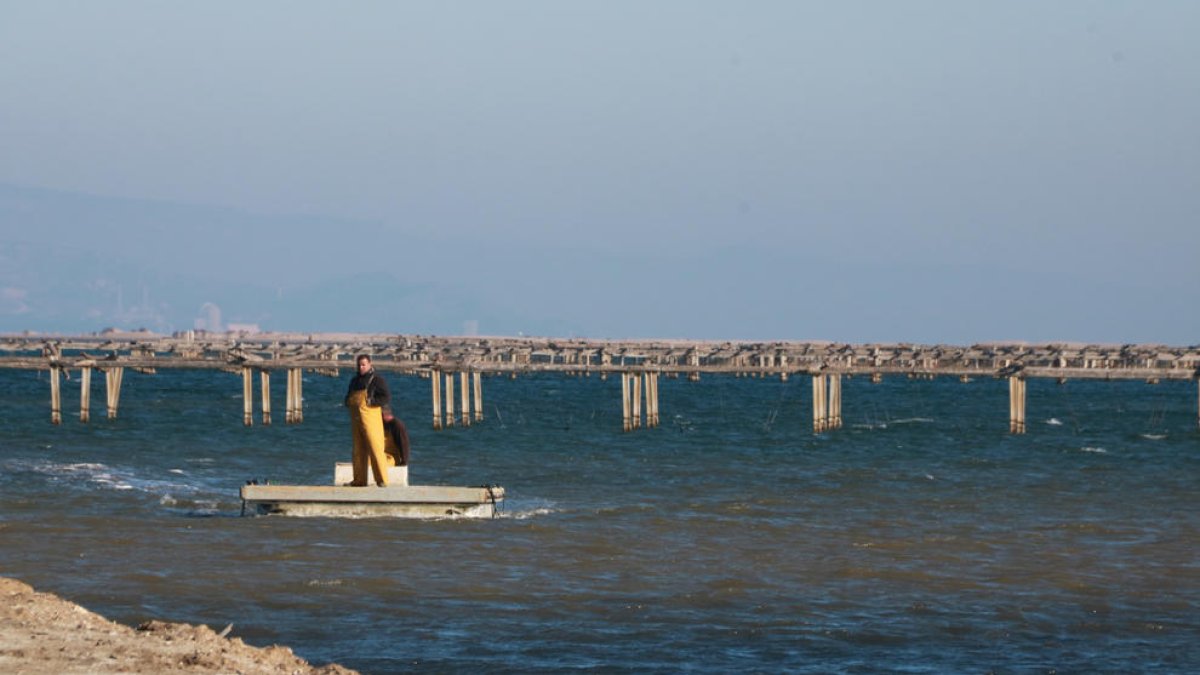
left=1, top=367, right=1197, bottom=673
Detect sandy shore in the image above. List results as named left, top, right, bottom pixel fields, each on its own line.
left=0, top=576, right=356, bottom=675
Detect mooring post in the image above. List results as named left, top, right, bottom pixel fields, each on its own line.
left=444, top=372, right=456, bottom=427
left=105, top=367, right=123, bottom=420
left=473, top=371, right=483, bottom=422
left=431, top=370, right=443, bottom=430
left=460, top=370, right=470, bottom=427
left=49, top=365, right=62, bottom=425
left=242, top=367, right=253, bottom=427
left=260, top=370, right=271, bottom=426
left=79, top=366, right=92, bottom=423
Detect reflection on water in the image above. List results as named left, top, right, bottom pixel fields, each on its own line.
left=1, top=369, right=1198, bottom=672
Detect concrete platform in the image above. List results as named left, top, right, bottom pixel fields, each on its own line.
left=240, top=482, right=504, bottom=518
left=333, top=462, right=408, bottom=486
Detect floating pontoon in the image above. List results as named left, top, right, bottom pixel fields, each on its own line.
left=240, top=463, right=504, bottom=518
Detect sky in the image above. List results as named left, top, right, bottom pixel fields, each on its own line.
left=1, top=1, right=1197, bottom=344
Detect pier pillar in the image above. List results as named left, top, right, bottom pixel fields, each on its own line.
left=260, top=370, right=272, bottom=426
left=291, top=368, right=304, bottom=424
left=654, top=371, right=660, bottom=426
left=50, top=366, right=62, bottom=425
left=431, top=371, right=443, bottom=430
left=460, top=371, right=471, bottom=427
left=285, top=369, right=295, bottom=423
left=285, top=369, right=293, bottom=423
left=473, top=371, right=484, bottom=422
left=105, top=367, right=123, bottom=420
left=1008, top=376, right=1027, bottom=434
left=445, top=372, right=456, bottom=427
left=647, top=371, right=659, bottom=427
left=79, top=366, right=92, bottom=423
left=830, top=374, right=842, bottom=429
left=812, top=374, right=826, bottom=433
left=632, top=372, right=642, bottom=429
left=622, top=372, right=632, bottom=432
left=242, top=367, right=253, bottom=427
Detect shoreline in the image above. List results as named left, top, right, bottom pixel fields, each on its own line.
left=0, top=575, right=355, bottom=674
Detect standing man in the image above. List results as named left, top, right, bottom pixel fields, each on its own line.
left=344, top=354, right=391, bottom=487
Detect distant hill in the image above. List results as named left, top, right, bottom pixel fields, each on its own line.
left=0, top=183, right=516, bottom=335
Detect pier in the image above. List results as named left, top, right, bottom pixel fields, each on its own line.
left=3, top=332, right=1198, bottom=433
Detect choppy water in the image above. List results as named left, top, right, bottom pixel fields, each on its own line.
left=1, top=367, right=1197, bottom=673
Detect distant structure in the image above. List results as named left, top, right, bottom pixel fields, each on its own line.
left=194, top=302, right=222, bottom=332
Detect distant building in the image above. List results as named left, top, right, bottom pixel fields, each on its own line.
left=226, top=323, right=260, bottom=335
left=195, top=302, right=222, bottom=332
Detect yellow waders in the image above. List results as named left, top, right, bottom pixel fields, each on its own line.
left=347, top=389, right=389, bottom=486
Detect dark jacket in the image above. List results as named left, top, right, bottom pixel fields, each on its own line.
left=383, top=415, right=411, bottom=466
left=344, top=368, right=391, bottom=408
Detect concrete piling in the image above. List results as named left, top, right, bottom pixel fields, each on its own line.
left=436, top=369, right=446, bottom=427
left=1008, top=376, right=1027, bottom=434
left=79, top=366, right=91, bottom=423
left=105, top=367, right=123, bottom=420
left=622, top=372, right=632, bottom=432
left=632, top=372, right=642, bottom=429
left=812, top=374, right=843, bottom=432
left=260, top=370, right=271, bottom=425
left=50, top=366, right=62, bottom=425
left=460, top=371, right=470, bottom=427
left=242, top=367, right=253, bottom=427
left=474, top=372, right=484, bottom=422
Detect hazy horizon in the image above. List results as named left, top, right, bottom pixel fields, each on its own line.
left=2, top=2, right=1197, bottom=344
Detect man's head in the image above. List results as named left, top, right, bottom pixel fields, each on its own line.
left=356, top=354, right=372, bottom=375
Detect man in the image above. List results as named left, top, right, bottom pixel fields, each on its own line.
left=343, top=354, right=391, bottom=486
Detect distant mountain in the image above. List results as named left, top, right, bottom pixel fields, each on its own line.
left=0, top=183, right=507, bottom=335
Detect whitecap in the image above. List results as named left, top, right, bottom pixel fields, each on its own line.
left=1140, top=433, right=1167, bottom=441
left=169, top=469, right=185, bottom=474
left=891, top=417, right=934, bottom=424
left=1046, top=418, right=1063, bottom=426
left=1080, top=446, right=1107, bottom=454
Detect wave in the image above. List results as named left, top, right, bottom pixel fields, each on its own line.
left=5, top=459, right=210, bottom=499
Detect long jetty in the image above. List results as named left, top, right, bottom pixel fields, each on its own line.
left=3, top=331, right=1198, bottom=433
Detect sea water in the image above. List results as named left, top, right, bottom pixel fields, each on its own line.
left=0, top=367, right=1197, bottom=673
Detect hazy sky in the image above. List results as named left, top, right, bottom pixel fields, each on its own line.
left=1, top=2, right=1197, bottom=343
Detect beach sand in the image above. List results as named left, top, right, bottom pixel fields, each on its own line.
left=0, top=576, right=356, bottom=674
